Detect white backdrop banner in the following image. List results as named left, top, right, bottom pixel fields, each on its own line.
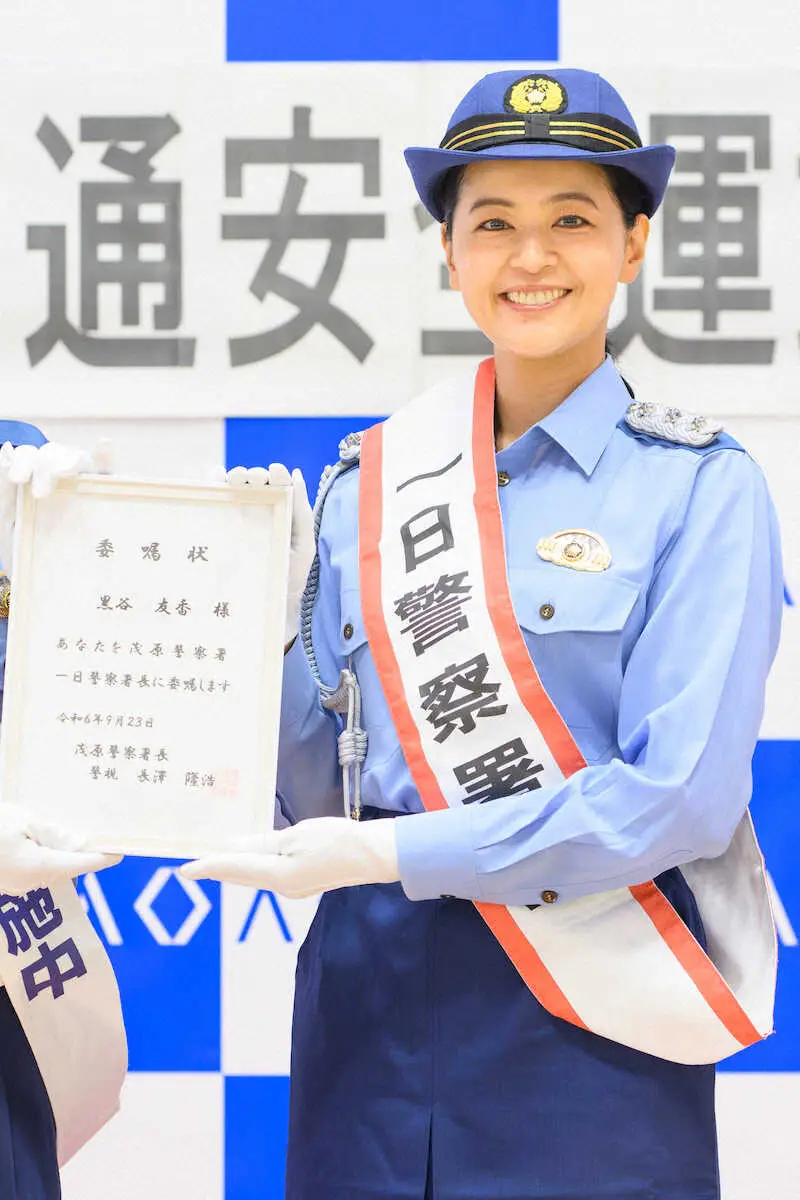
left=0, top=65, right=796, bottom=418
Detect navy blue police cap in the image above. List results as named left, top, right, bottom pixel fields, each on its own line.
left=405, top=68, right=676, bottom=221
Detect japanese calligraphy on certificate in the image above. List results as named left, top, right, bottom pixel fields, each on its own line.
left=0, top=476, right=292, bottom=857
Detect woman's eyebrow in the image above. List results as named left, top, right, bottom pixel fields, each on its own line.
left=468, top=197, right=515, bottom=213
left=468, top=191, right=601, bottom=214
left=548, top=191, right=600, bottom=209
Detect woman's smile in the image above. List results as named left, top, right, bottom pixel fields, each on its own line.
left=501, top=287, right=572, bottom=312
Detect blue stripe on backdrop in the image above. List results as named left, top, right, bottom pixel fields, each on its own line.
left=225, top=415, right=385, bottom=498
left=226, top=0, right=559, bottom=62
left=225, top=1077, right=290, bottom=1200
left=718, top=740, right=800, bottom=1072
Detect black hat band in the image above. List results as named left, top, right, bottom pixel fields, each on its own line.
left=440, top=111, right=642, bottom=157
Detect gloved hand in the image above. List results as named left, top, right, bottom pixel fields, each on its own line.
left=223, top=462, right=315, bottom=648
left=0, top=803, right=122, bottom=896
left=180, top=815, right=400, bottom=899
left=0, top=439, right=113, bottom=578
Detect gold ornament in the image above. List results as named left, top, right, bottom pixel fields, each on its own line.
left=536, top=529, right=611, bottom=573
left=504, top=74, right=568, bottom=115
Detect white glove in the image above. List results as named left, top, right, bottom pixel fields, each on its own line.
left=0, top=804, right=122, bottom=897
left=0, top=439, right=113, bottom=578
left=223, top=462, right=315, bottom=648
left=180, top=816, right=400, bottom=899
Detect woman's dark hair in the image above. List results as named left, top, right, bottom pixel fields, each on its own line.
left=436, top=160, right=650, bottom=357
left=438, top=165, right=467, bottom=241
left=601, top=165, right=650, bottom=230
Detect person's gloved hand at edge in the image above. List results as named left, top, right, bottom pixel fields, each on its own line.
left=0, top=803, right=122, bottom=896
left=0, top=438, right=114, bottom=578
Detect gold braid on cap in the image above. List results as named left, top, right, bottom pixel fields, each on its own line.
left=439, top=111, right=642, bottom=156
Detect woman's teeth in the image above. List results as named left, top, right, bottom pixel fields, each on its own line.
left=505, top=288, right=569, bottom=306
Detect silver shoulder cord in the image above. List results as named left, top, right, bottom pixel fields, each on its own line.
left=299, top=454, right=367, bottom=820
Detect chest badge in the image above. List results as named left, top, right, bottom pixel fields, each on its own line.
left=536, top=529, right=611, bottom=573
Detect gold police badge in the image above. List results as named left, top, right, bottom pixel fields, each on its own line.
left=504, top=74, right=568, bottom=115
left=536, top=529, right=611, bottom=573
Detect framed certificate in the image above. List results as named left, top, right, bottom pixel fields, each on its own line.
left=0, top=474, right=292, bottom=858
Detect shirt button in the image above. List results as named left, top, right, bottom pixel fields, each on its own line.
left=497, top=470, right=511, bottom=487
left=541, top=889, right=559, bottom=904
left=343, top=622, right=354, bottom=640
left=539, top=603, right=555, bottom=621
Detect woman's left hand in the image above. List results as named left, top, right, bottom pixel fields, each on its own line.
left=180, top=816, right=400, bottom=898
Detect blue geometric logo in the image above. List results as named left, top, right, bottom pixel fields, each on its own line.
left=79, top=858, right=221, bottom=1072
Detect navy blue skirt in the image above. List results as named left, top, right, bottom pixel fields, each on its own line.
left=0, top=987, right=59, bottom=1199
left=287, top=868, right=719, bottom=1200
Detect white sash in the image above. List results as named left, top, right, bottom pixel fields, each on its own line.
left=0, top=879, right=126, bottom=1164
left=358, top=358, right=776, bottom=1065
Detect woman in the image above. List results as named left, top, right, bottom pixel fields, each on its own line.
left=184, top=69, right=782, bottom=1199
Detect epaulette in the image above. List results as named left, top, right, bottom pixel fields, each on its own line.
left=624, top=401, right=723, bottom=449
left=338, top=430, right=364, bottom=464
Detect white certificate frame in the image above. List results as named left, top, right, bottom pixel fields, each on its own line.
left=0, top=474, right=292, bottom=858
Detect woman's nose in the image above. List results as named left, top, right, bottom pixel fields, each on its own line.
left=508, top=230, right=556, bottom=273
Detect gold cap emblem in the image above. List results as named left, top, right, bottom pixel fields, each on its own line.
left=504, top=74, right=568, bottom=116
left=536, top=529, right=611, bottom=573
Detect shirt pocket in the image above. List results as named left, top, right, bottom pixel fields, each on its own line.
left=509, top=563, right=641, bottom=635
left=509, top=564, right=642, bottom=761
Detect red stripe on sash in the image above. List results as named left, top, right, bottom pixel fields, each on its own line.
left=470, top=359, right=758, bottom=1044
left=476, top=903, right=590, bottom=1030
left=466, top=358, right=590, bottom=1020
left=359, top=424, right=448, bottom=813
left=359, top=419, right=586, bottom=1026
left=471, top=359, right=587, bottom=781
left=630, top=882, right=761, bottom=1048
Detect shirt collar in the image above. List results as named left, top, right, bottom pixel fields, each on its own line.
left=495, top=356, right=633, bottom=478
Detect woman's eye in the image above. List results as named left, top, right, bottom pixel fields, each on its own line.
left=556, top=214, right=589, bottom=228
left=477, top=217, right=509, bottom=231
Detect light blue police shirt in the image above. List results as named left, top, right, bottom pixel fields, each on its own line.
left=276, top=357, right=783, bottom=907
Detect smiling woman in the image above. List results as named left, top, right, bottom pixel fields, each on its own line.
left=184, top=67, right=783, bottom=1200
left=441, top=157, right=647, bottom=345
left=438, top=157, right=652, bottom=379
left=438, top=158, right=650, bottom=444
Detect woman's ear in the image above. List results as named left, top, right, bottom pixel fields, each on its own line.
left=619, top=213, right=650, bottom=285
left=441, top=223, right=461, bottom=292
